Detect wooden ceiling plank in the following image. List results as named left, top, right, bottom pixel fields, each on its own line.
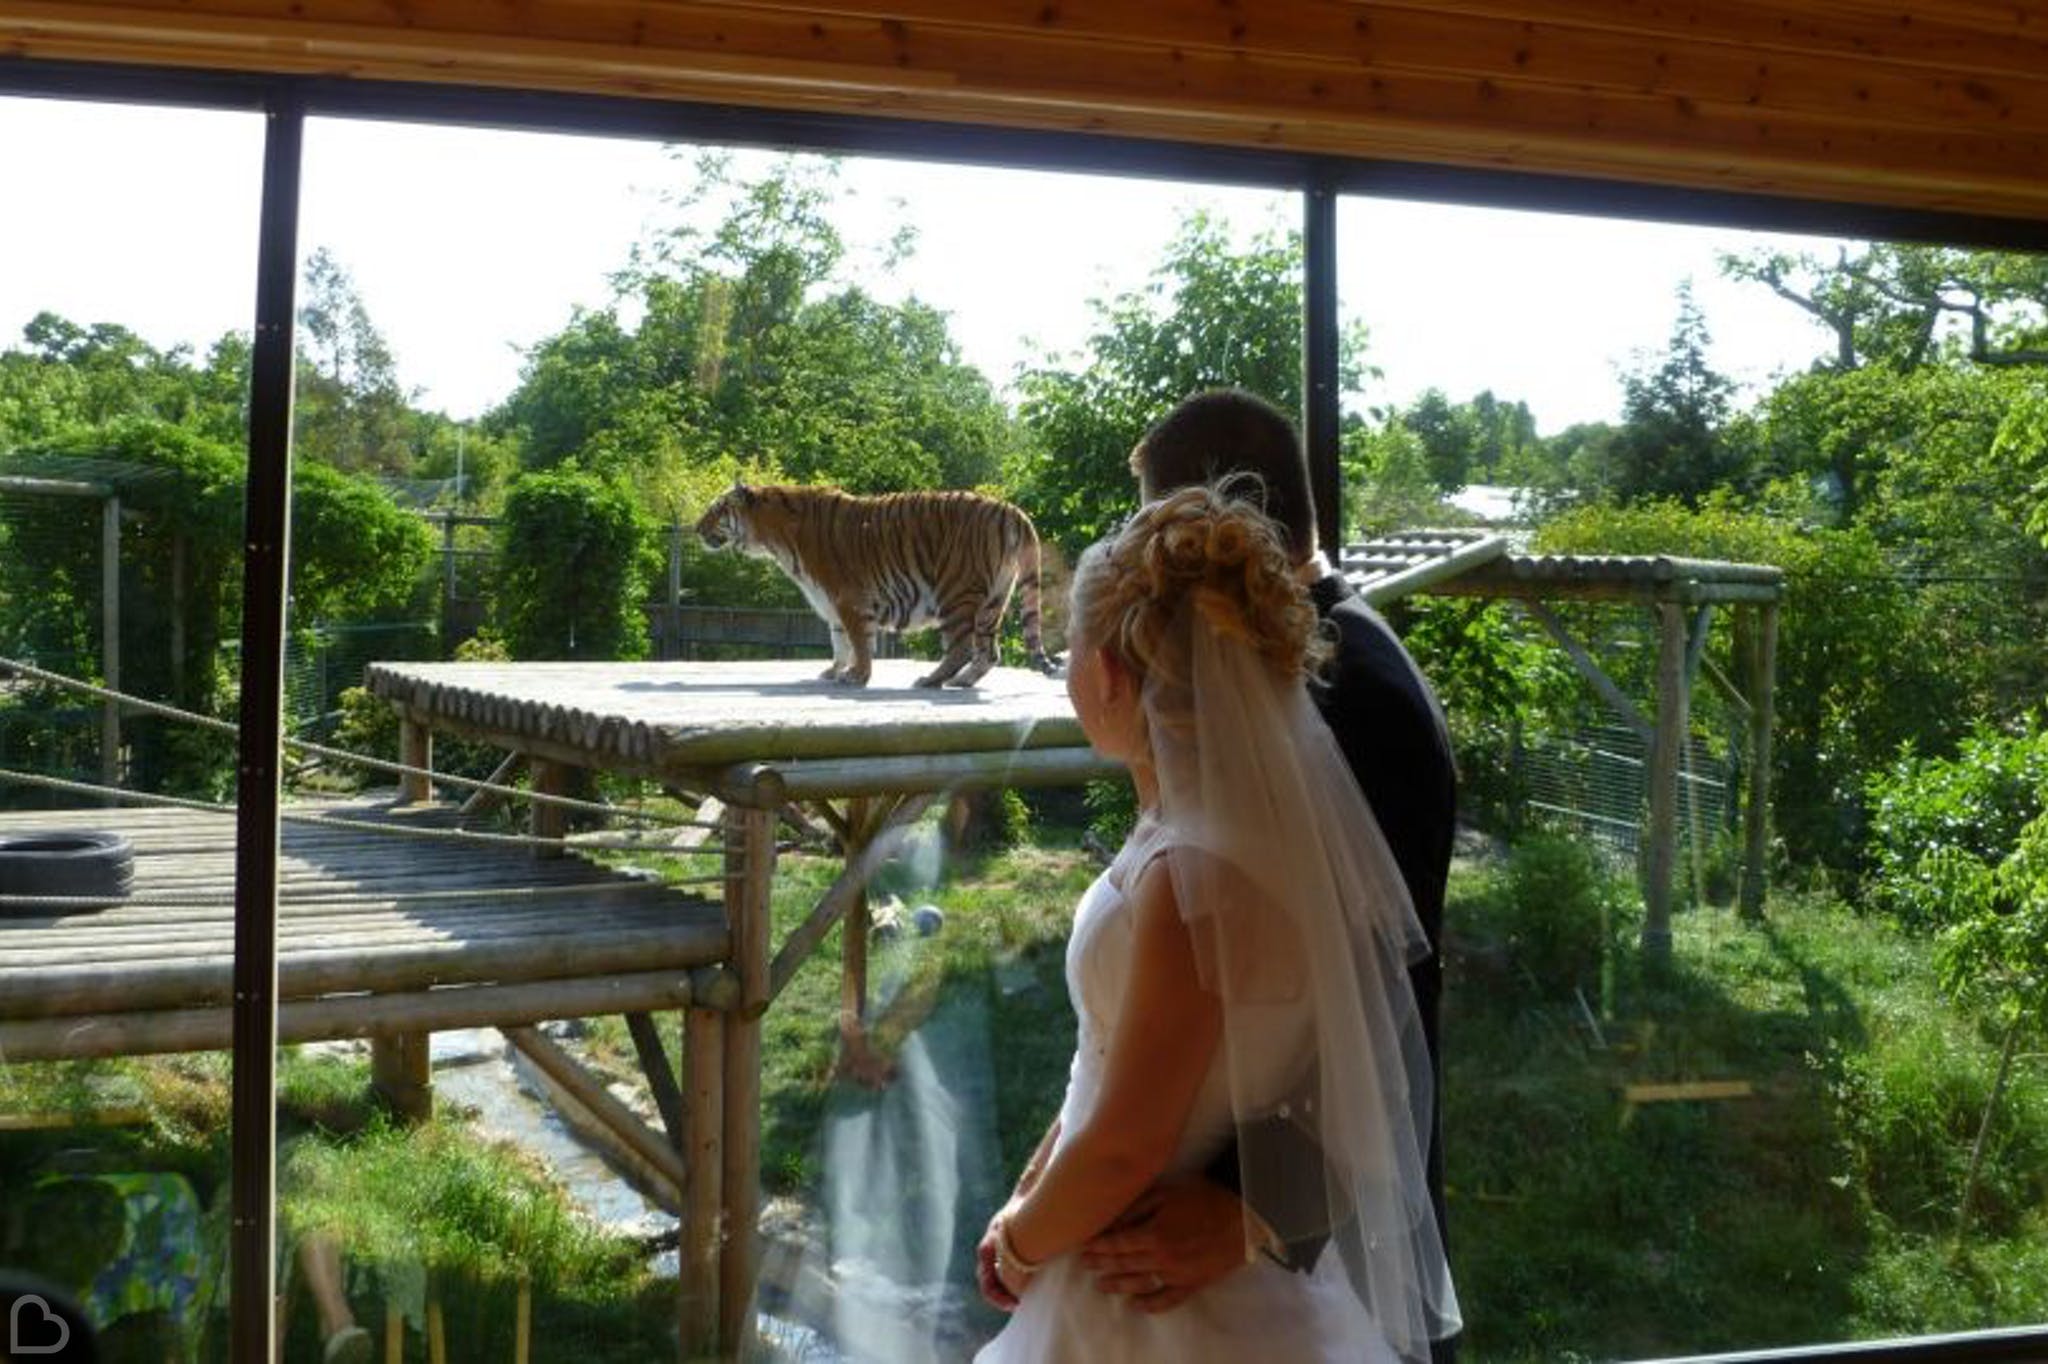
left=679, top=0, right=2048, bottom=78
left=716, top=0, right=2048, bottom=139
left=7, top=1, right=2046, bottom=223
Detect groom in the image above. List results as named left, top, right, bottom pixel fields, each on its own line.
left=1081, top=388, right=1460, bottom=1360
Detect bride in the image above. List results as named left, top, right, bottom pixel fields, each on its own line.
left=972, top=484, right=1458, bottom=1363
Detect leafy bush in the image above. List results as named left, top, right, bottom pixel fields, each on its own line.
left=1829, top=1019, right=2048, bottom=1236
left=1462, top=831, right=1635, bottom=998
left=1396, top=597, right=1575, bottom=833
left=494, top=467, right=656, bottom=660
left=1863, top=717, right=2048, bottom=932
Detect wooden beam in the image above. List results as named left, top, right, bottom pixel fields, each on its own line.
left=767, top=791, right=938, bottom=1000
left=1699, top=654, right=1752, bottom=724
left=505, top=1023, right=690, bottom=1195
left=698, top=746, right=1117, bottom=802
left=1523, top=601, right=1654, bottom=746
left=718, top=802, right=774, bottom=1357
left=681, top=1006, right=725, bottom=1361
left=625, top=1010, right=688, bottom=1149
left=8, top=1, right=2048, bottom=221
left=457, top=750, right=524, bottom=819
left=1642, top=602, right=1690, bottom=960
left=0, top=968, right=717, bottom=1062
left=1741, top=602, right=1779, bottom=922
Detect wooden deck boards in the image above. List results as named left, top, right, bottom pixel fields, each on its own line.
left=0, top=800, right=727, bottom=1056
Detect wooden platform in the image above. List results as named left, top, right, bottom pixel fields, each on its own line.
left=363, top=658, right=1092, bottom=779
left=0, top=799, right=729, bottom=1062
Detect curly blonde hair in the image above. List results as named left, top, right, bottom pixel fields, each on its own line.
left=1069, top=482, right=1329, bottom=691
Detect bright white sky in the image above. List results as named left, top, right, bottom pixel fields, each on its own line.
left=1, top=94, right=1849, bottom=437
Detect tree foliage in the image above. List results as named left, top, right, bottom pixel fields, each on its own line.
left=1007, top=211, right=1368, bottom=557
left=493, top=467, right=655, bottom=661
left=492, top=154, right=1016, bottom=531
left=295, top=248, right=416, bottom=474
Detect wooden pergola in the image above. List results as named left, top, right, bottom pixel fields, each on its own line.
left=1421, top=549, right=1784, bottom=956
left=1340, top=529, right=1784, bottom=956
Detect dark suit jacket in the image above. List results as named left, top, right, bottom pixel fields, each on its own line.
left=1206, top=573, right=1457, bottom=1346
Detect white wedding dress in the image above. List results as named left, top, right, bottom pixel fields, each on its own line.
left=973, top=815, right=1401, bottom=1364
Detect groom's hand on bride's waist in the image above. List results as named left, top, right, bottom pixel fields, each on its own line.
left=1079, top=1178, right=1251, bottom=1313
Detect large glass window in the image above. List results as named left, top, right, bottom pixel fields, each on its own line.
left=0, top=93, right=262, bottom=1361
left=1341, top=192, right=2048, bottom=1359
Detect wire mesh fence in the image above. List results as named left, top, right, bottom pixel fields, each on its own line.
left=282, top=620, right=440, bottom=739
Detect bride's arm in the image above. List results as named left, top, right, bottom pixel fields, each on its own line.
left=998, top=860, right=1222, bottom=1273
left=1014, top=1119, right=1060, bottom=1198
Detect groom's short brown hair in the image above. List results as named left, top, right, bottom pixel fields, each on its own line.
left=1130, top=389, right=1316, bottom=562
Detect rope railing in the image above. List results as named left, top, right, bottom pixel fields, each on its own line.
left=0, top=878, right=726, bottom=909
left=0, top=764, right=779, bottom=859
left=0, top=653, right=718, bottom=831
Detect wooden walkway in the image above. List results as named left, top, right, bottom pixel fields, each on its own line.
left=0, top=798, right=729, bottom=1063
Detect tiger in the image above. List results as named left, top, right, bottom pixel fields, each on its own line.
left=694, top=482, right=1059, bottom=688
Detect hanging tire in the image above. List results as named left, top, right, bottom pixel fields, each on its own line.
left=0, top=830, right=134, bottom=916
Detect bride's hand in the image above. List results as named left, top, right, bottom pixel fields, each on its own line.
left=976, top=1216, right=1021, bottom=1312
left=990, top=1210, right=1043, bottom=1304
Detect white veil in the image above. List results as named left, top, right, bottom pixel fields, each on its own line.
left=1144, top=594, right=1460, bottom=1363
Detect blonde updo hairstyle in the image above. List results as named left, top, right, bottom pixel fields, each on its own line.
left=1069, top=483, right=1329, bottom=721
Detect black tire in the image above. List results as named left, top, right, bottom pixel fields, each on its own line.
left=0, top=830, right=134, bottom=915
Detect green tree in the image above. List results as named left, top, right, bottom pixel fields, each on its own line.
left=1945, top=808, right=2048, bottom=1241
left=295, top=247, right=415, bottom=473
left=493, top=467, right=654, bottom=660
left=493, top=155, right=1014, bottom=523
left=1008, top=210, right=1370, bottom=557
left=1595, top=283, right=1745, bottom=504
left=0, top=312, right=243, bottom=446
left=1344, top=421, right=1442, bottom=536
left=1723, top=243, right=2048, bottom=375
left=1400, top=388, right=1479, bottom=492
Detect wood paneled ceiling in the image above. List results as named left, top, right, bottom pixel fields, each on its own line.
left=3, top=1, right=2044, bottom=229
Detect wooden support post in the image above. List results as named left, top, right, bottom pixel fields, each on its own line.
left=841, top=795, right=873, bottom=1060
left=370, top=1030, right=432, bottom=1121
left=458, top=751, right=525, bottom=820
left=170, top=533, right=186, bottom=706
left=625, top=1011, right=687, bottom=1149
left=1741, top=602, right=1779, bottom=922
left=398, top=714, right=433, bottom=805
left=668, top=521, right=685, bottom=661
left=530, top=757, right=571, bottom=858
left=718, top=802, right=774, bottom=1357
left=1642, top=603, right=1690, bottom=960
left=681, top=1006, right=725, bottom=1361
left=100, top=493, right=121, bottom=797
left=505, top=1025, right=688, bottom=1195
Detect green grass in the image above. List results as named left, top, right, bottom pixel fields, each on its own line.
left=0, top=1049, right=676, bottom=1363
left=1442, top=875, right=2048, bottom=1361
